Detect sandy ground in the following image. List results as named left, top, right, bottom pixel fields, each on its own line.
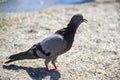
left=0, top=0, right=120, bottom=80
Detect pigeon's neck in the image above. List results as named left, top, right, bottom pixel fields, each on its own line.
left=63, top=24, right=79, bottom=52
left=66, top=23, right=79, bottom=36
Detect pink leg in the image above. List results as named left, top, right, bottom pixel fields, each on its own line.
left=52, top=57, right=58, bottom=71
left=45, top=59, right=50, bottom=71
left=45, top=65, right=49, bottom=71
left=53, top=63, right=58, bottom=70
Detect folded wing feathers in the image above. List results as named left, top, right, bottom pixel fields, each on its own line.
left=40, top=34, right=67, bottom=56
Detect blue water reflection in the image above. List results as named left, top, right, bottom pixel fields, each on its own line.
left=0, top=0, right=94, bottom=12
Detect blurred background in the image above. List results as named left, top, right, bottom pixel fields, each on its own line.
left=0, top=0, right=120, bottom=80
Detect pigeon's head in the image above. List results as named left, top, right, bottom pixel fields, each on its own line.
left=68, top=14, right=87, bottom=28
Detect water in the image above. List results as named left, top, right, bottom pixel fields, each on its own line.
left=0, top=0, right=94, bottom=12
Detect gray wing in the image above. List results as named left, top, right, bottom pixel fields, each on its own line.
left=40, top=34, right=67, bottom=56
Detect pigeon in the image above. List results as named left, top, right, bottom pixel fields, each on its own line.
left=5, top=14, right=87, bottom=70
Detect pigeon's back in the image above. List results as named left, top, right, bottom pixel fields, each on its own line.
left=41, top=34, right=67, bottom=57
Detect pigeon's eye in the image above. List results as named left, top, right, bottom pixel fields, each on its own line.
left=77, top=16, right=81, bottom=20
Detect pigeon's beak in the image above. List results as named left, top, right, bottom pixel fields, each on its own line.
left=83, top=19, right=88, bottom=23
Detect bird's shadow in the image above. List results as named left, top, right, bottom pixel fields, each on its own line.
left=3, top=64, right=61, bottom=80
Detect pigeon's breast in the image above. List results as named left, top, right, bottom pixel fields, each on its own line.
left=41, top=34, right=67, bottom=56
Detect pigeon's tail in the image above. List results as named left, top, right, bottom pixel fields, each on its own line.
left=5, top=51, right=38, bottom=64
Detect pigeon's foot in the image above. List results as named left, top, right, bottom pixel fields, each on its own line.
left=46, top=67, right=49, bottom=71
left=53, top=68, right=58, bottom=71
left=45, top=65, right=50, bottom=71
left=50, top=68, right=59, bottom=71
left=53, top=65, right=59, bottom=71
